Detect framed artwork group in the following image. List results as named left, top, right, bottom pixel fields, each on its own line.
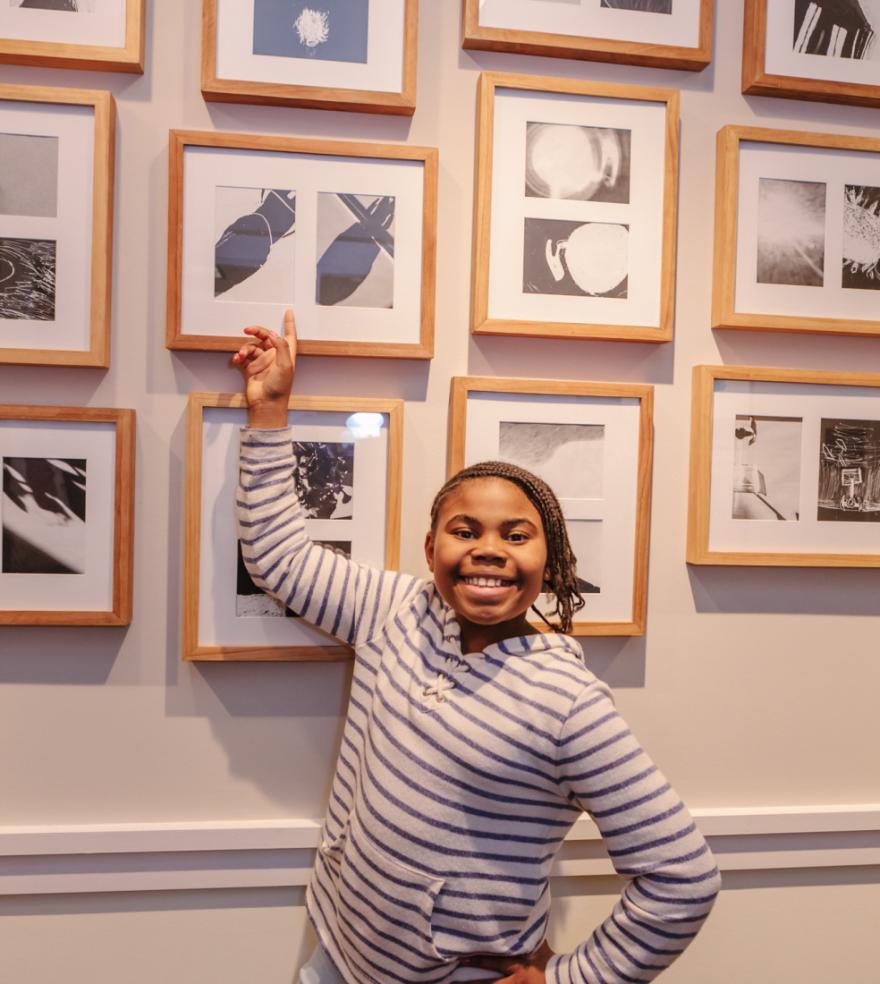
left=184, top=392, right=403, bottom=661
left=688, top=365, right=880, bottom=568
left=202, top=0, right=419, bottom=114
left=166, top=129, right=437, bottom=360
left=448, top=376, right=653, bottom=636
left=0, top=404, right=134, bottom=625
left=0, top=84, right=116, bottom=368
left=471, top=73, right=679, bottom=343
left=0, top=0, right=144, bottom=73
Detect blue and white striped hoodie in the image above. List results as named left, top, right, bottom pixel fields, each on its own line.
left=238, top=429, right=720, bottom=984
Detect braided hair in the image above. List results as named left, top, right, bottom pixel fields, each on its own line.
left=430, top=461, right=586, bottom=634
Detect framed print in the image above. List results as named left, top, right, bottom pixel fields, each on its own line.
left=0, top=404, right=134, bottom=625
left=448, top=376, right=653, bottom=636
left=471, top=73, right=679, bottom=343
left=743, top=0, right=880, bottom=108
left=713, top=125, right=880, bottom=338
left=167, top=130, right=437, bottom=359
left=688, top=365, right=880, bottom=567
left=0, top=0, right=144, bottom=73
left=202, top=0, right=418, bottom=115
left=462, top=0, right=713, bottom=71
left=0, top=84, right=116, bottom=367
left=184, top=392, right=403, bottom=661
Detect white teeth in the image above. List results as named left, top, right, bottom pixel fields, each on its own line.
left=462, top=576, right=509, bottom=587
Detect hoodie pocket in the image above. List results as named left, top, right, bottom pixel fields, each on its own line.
left=335, top=813, right=446, bottom=974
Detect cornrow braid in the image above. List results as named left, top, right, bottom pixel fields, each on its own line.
left=430, top=461, right=586, bottom=634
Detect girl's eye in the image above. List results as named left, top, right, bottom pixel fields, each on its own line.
left=507, top=531, right=529, bottom=543
left=453, top=528, right=476, bottom=539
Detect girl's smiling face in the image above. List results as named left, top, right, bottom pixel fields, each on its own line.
left=424, top=477, right=550, bottom=652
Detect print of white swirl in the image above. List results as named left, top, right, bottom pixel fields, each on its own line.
left=294, top=8, right=330, bottom=48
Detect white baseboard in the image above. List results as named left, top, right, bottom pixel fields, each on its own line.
left=1, top=805, right=878, bottom=896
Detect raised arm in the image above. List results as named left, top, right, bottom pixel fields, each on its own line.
left=234, top=312, right=419, bottom=647
left=547, top=681, right=721, bottom=984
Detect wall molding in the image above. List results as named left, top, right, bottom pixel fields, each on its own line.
left=2, top=805, right=878, bottom=896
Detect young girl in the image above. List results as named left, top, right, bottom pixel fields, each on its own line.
left=234, top=313, right=720, bottom=984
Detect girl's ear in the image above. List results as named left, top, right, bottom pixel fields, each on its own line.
left=424, top=531, right=435, bottom=572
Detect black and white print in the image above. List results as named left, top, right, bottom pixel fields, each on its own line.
left=731, top=415, right=802, bottom=521
left=9, top=0, right=96, bottom=9
left=793, top=0, right=880, bottom=61
left=236, top=539, right=351, bottom=617
left=842, top=185, right=880, bottom=289
left=523, top=217, right=628, bottom=298
left=817, top=417, right=880, bottom=520
left=525, top=123, right=631, bottom=204
left=756, top=178, right=826, bottom=287
left=316, top=193, right=394, bottom=309
left=2, top=456, right=86, bottom=574
left=0, top=237, right=56, bottom=320
left=499, top=421, right=604, bottom=500
left=214, top=186, right=296, bottom=301
left=601, top=0, right=673, bottom=12
left=293, top=441, right=354, bottom=519
left=0, top=133, right=58, bottom=217
left=252, top=0, right=369, bottom=64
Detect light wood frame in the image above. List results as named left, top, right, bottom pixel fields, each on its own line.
left=688, top=364, right=880, bottom=567
left=447, top=376, right=654, bottom=636
left=462, top=0, right=713, bottom=71
left=0, top=84, right=116, bottom=368
left=713, top=125, right=880, bottom=338
left=471, top=73, right=680, bottom=343
left=743, top=0, right=880, bottom=108
left=166, top=129, right=437, bottom=359
left=184, top=392, right=403, bottom=661
left=0, top=404, right=135, bottom=625
left=201, top=0, right=418, bottom=115
left=0, top=0, right=144, bottom=73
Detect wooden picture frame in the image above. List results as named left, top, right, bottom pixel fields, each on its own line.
left=448, top=376, right=653, bottom=636
left=0, top=404, right=134, bottom=625
left=713, top=125, right=880, bottom=338
left=202, top=0, right=418, bottom=115
left=471, top=73, right=679, bottom=344
left=688, top=364, right=880, bottom=567
left=0, top=0, right=144, bottom=73
left=166, top=130, right=437, bottom=360
left=743, top=0, right=880, bottom=108
left=184, top=392, right=403, bottom=661
left=0, top=84, right=116, bottom=367
left=462, top=0, right=713, bottom=71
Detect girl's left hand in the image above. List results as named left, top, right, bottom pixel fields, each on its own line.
left=459, top=940, right=554, bottom=983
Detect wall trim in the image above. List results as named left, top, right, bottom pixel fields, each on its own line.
left=2, top=805, right=878, bottom=896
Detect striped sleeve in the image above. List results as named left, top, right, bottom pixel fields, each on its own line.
left=236, top=427, right=420, bottom=648
left=547, top=682, right=721, bottom=984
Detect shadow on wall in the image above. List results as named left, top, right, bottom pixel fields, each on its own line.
left=688, top=565, right=880, bottom=617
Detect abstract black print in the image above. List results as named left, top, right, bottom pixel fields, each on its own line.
left=0, top=237, right=56, bottom=320
left=817, top=417, right=880, bottom=520
left=499, top=421, right=604, bottom=500
left=601, top=0, right=673, bottom=11
left=731, top=415, right=802, bottom=521
left=252, top=0, right=369, bottom=64
left=292, top=441, right=354, bottom=519
left=10, top=0, right=95, bottom=9
left=842, top=185, right=880, bottom=289
left=523, top=217, right=628, bottom=298
left=214, top=187, right=295, bottom=301
left=316, top=193, right=394, bottom=309
left=236, top=539, right=351, bottom=617
left=0, top=134, right=59, bottom=217
left=793, top=0, right=880, bottom=61
left=756, top=178, right=826, bottom=287
left=2, top=456, right=86, bottom=574
left=525, top=124, right=631, bottom=204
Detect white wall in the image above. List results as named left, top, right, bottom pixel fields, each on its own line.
left=1, top=1, right=878, bottom=981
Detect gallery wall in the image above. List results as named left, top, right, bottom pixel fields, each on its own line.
left=1, top=2, right=879, bottom=982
